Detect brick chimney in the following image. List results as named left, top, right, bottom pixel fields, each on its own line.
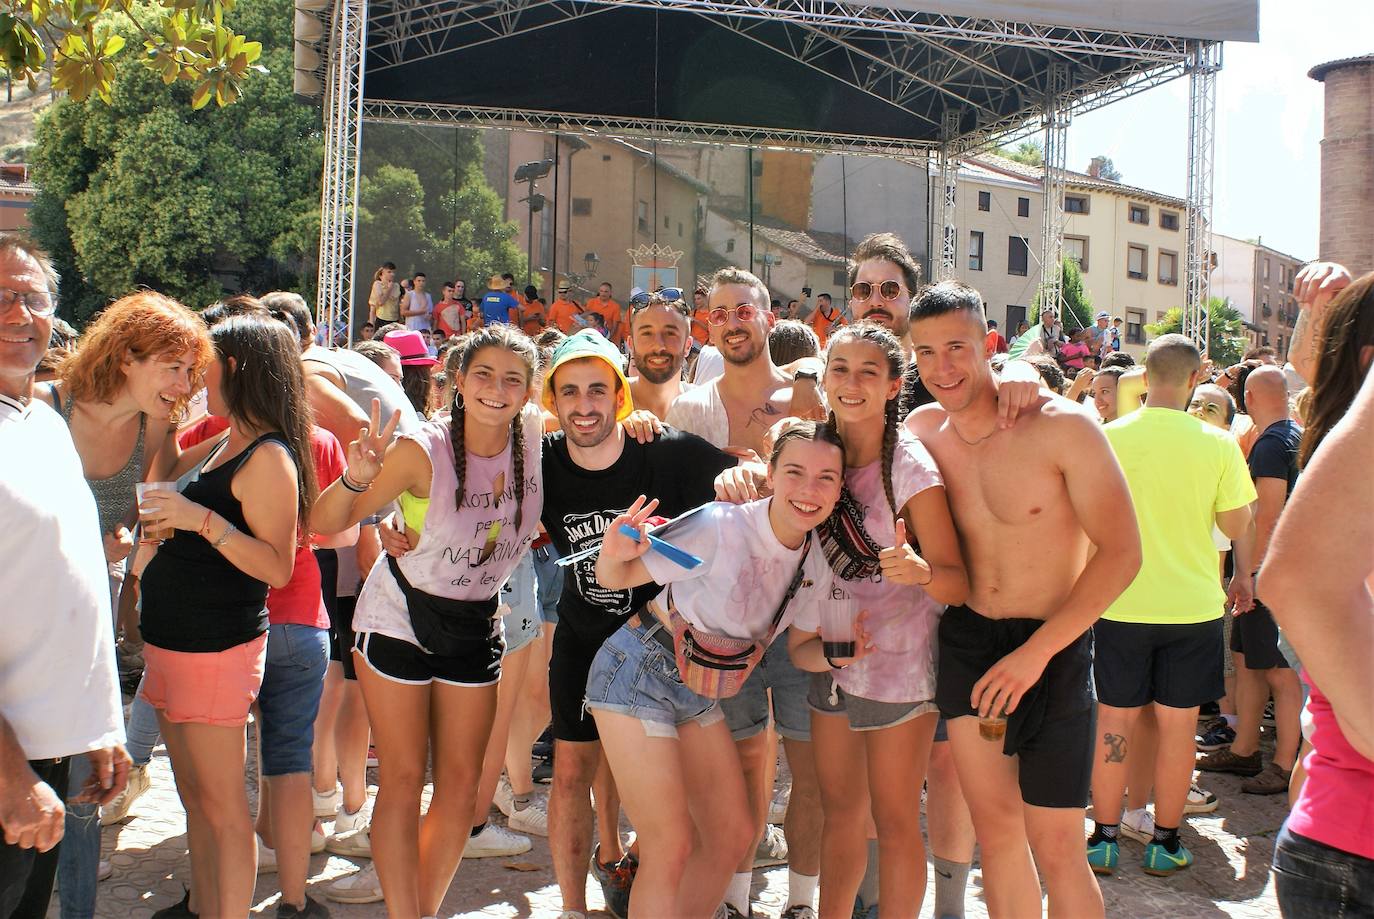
left=1087, top=156, right=1106, bottom=178
left=1309, top=55, right=1374, bottom=275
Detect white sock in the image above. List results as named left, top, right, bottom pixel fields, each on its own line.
left=726, top=871, right=752, bottom=912
left=787, top=870, right=818, bottom=909
left=1222, top=713, right=1238, bottom=727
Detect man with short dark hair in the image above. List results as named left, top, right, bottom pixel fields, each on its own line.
left=401, top=272, right=432, bottom=331
left=626, top=290, right=694, bottom=421
left=1089, top=334, right=1256, bottom=878
left=908, top=280, right=1141, bottom=918
left=587, top=282, right=623, bottom=347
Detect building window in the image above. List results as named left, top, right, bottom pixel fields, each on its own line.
left=1262, top=301, right=1271, bottom=318
left=1126, top=309, right=1145, bottom=345
left=1017, top=197, right=1030, bottom=218
left=572, top=197, right=592, bottom=216
left=1158, top=250, right=1178, bottom=286
left=1007, top=236, right=1029, bottom=276
left=1129, top=204, right=1149, bottom=225
left=1264, top=258, right=1271, bottom=282
left=978, top=190, right=990, bottom=211
left=725, top=238, right=736, bottom=253
left=664, top=215, right=670, bottom=229
left=678, top=222, right=684, bottom=238
left=1160, top=210, right=1179, bottom=231
left=1005, top=304, right=1027, bottom=334
left=637, top=200, right=649, bottom=233
left=1127, top=244, right=1148, bottom=280
left=1064, top=235, right=1089, bottom=272
left=968, top=231, right=984, bottom=271
left=1064, top=194, right=1089, bottom=214
left=833, top=269, right=847, bottom=287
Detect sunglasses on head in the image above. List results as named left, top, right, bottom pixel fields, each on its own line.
left=850, top=280, right=908, bottom=302
left=629, top=287, right=685, bottom=308
left=707, top=303, right=762, bottom=326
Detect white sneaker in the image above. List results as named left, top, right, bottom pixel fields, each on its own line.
left=313, top=785, right=340, bottom=819
left=508, top=795, right=549, bottom=837
left=556, top=913, right=587, bottom=919
left=494, top=774, right=516, bottom=818
left=1184, top=781, right=1220, bottom=814
left=257, top=835, right=278, bottom=874
left=333, top=800, right=370, bottom=835
left=323, top=862, right=384, bottom=904
left=768, top=783, right=790, bottom=825
left=754, top=823, right=788, bottom=868
left=1119, top=807, right=1155, bottom=844
left=100, top=763, right=151, bottom=826
left=97, top=858, right=112, bottom=882
left=312, top=820, right=327, bottom=854
left=326, top=823, right=372, bottom=858
left=463, top=823, right=531, bottom=858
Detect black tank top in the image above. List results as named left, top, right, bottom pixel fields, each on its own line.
left=140, top=433, right=293, bottom=653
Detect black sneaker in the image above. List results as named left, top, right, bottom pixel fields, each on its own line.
left=1197, top=700, right=1221, bottom=721
left=591, top=844, right=636, bottom=919
left=532, top=754, right=554, bottom=784
left=152, top=889, right=197, bottom=918
left=276, top=895, right=330, bottom=918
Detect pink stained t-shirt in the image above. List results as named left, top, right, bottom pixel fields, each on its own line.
left=792, top=434, right=945, bottom=704
left=1285, top=677, right=1374, bottom=859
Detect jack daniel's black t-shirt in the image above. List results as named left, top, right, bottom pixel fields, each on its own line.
left=540, top=427, right=734, bottom=644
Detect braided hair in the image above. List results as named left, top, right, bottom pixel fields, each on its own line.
left=825, top=321, right=907, bottom=523
left=451, top=324, right=538, bottom=533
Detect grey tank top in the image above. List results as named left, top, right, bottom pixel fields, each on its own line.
left=52, top=387, right=146, bottom=536
left=301, top=345, right=422, bottom=435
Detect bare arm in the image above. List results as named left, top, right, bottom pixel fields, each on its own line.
left=893, top=489, right=968, bottom=606
left=305, top=373, right=370, bottom=447
left=1251, top=478, right=1287, bottom=567
left=1216, top=503, right=1254, bottom=542
left=1257, top=371, right=1374, bottom=759
left=310, top=437, right=429, bottom=537
left=594, top=497, right=658, bottom=591
left=145, top=420, right=182, bottom=483
left=0, top=716, right=64, bottom=852
left=1288, top=261, right=1352, bottom=385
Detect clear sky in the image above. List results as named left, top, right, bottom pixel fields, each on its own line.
left=1063, top=0, right=1372, bottom=261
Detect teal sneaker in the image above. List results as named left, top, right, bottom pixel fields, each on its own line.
left=1086, top=838, right=1119, bottom=875
left=1142, top=841, right=1194, bottom=876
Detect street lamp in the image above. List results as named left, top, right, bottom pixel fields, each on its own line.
left=584, top=252, right=600, bottom=278
left=514, top=158, right=555, bottom=286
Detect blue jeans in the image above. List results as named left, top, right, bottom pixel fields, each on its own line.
left=56, top=755, right=98, bottom=919
left=532, top=544, right=565, bottom=625
left=1274, top=824, right=1374, bottom=918
left=126, top=685, right=161, bottom=767
left=257, top=624, right=329, bottom=776
left=584, top=621, right=723, bottom=739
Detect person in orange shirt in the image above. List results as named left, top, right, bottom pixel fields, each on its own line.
left=587, top=282, right=623, bottom=346
left=689, top=287, right=711, bottom=346
left=521, top=285, right=549, bottom=336
left=807, top=291, right=845, bottom=346
left=548, top=285, right=584, bottom=334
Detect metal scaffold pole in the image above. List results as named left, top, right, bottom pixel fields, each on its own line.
left=936, top=109, right=960, bottom=282
left=1039, top=61, right=1070, bottom=323
left=1184, top=41, right=1221, bottom=354
left=316, top=0, right=368, bottom=346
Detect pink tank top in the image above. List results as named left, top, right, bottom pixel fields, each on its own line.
left=1286, top=676, right=1374, bottom=858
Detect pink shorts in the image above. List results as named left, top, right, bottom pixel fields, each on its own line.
left=141, top=634, right=269, bottom=727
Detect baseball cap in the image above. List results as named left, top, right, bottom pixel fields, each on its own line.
left=541, top=330, right=635, bottom=421
left=1095, top=310, right=1110, bottom=321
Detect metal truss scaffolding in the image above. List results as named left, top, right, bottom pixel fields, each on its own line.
left=1184, top=40, right=1221, bottom=353
left=936, top=110, right=960, bottom=281
left=1038, top=62, right=1070, bottom=323
left=315, top=0, right=368, bottom=343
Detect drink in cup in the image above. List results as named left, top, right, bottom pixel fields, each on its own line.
left=979, top=705, right=1008, bottom=742
left=136, top=482, right=176, bottom=544
left=820, top=589, right=858, bottom=659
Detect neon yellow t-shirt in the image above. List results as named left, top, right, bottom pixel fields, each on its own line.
left=1102, top=407, right=1256, bottom=624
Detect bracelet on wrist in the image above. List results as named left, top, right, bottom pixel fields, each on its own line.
left=212, top=522, right=237, bottom=549
left=198, top=508, right=214, bottom=538
left=341, top=470, right=372, bottom=493
left=825, top=655, right=848, bottom=670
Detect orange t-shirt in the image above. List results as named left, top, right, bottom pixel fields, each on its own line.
left=549, top=298, right=583, bottom=334
left=810, top=303, right=844, bottom=346
left=691, top=308, right=711, bottom=345
left=521, top=300, right=549, bottom=336
left=588, top=298, right=624, bottom=344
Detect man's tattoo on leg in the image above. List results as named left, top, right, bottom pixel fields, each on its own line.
left=1103, top=732, right=1127, bottom=764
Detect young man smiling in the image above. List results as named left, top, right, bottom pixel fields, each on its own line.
left=626, top=289, right=694, bottom=421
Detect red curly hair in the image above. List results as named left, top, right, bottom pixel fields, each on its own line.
left=60, top=291, right=213, bottom=419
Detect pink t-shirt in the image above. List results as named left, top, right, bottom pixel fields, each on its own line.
left=1286, top=677, right=1374, bottom=859
left=793, top=434, right=944, bottom=704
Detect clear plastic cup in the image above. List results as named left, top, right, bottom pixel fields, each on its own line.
left=979, top=704, right=1008, bottom=742
left=819, top=589, right=859, bottom=660
left=135, top=481, right=176, bottom=544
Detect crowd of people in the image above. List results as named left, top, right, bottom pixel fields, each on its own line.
left=0, top=226, right=1369, bottom=919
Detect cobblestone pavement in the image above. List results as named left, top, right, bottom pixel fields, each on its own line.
left=63, top=720, right=1285, bottom=918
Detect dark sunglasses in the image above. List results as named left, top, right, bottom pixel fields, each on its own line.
left=850, top=280, right=908, bottom=302
left=707, top=303, right=761, bottom=326
left=629, top=287, right=685, bottom=308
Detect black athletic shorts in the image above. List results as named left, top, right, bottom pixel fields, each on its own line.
left=1230, top=600, right=1290, bottom=670
left=1094, top=617, right=1225, bottom=708
left=329, top=596, right=359, bottom=679
left=935, top=604, right=1095, bottom=809
left=550, top=620, right=624, bottom=742
left=353, top=628, right=502, bottom=687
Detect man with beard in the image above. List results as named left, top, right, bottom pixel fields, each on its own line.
left=627, top=289, right=694, bottom=420
left=540, top=332, right=734, bottom=919
left=906, top=280, right=1141, bottom=919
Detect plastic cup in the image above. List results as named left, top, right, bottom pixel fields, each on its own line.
left=819, top=589, right=859, bottom=660
left=979, top=705, right=1008, bottom=742
left=136, top=482, right=176, bottom=544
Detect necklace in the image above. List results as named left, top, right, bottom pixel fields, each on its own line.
left=949, top=419, right=999, bottom=447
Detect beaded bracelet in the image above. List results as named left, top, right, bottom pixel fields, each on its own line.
left=213, top=522, right=237, bottom=549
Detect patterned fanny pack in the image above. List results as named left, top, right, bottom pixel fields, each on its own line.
left=818, top=485, right=884, bottom=581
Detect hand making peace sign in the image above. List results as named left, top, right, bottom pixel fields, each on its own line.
left=347, top=398, right=404, bottom=485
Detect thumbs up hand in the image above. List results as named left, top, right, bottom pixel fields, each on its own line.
left=877, top=518, right=933, bottom=586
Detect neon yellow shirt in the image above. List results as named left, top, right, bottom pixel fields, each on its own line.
left=1102, top=407, right=1256, bottom=624
left=397, top=489, right=429, bottom=535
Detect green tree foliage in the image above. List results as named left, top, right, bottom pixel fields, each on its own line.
left=1001, top=139, right=1043, bottom=166
left=28, top=0, right=319, bottom=325
left=1146, top=297, right=1247, bottom=367
left=354, top=122, right=525, bottom=317
left=1031, top=256, right=1094, bottom=331
left=0, top=1, right=264, bottom=107
left=1093, top=156, right=1122, bottom=181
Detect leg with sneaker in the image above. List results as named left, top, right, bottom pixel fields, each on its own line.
left=1146, top=703, right=1205, bottom=876
left=809, top=708, right=869, bottom=918
left=1086, top=703, right=1142, bottom=874
left=926, top=732, right=976, bottom=919
left=779, top=735, right=822, bottom=919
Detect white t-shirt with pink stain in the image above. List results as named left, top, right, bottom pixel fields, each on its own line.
left=642, top=499, right=832, bottom=642
left=793, top=433, right=944, bottom=704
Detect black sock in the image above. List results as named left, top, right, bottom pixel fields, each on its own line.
left=470, top=822, right=486, bottom=838
left=1152, top=824, right=1181, bottom=853
left=1088, top=822, right=1119, bottom=845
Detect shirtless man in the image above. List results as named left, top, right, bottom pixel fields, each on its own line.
left=905, top=281, right=1142, bottom=919
left=626, top=290, right=693, bottom=421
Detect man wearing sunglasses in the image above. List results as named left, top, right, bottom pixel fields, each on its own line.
left=626, top=288, right=694, bottom=421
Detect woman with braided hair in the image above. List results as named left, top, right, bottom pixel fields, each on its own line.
left=310, top=324, right=544, bottom=919
left=789, top=320, right=968, bottom=919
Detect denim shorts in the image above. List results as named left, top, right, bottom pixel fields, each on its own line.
left=257, top=623, right=330, bottom=776
left=499, top=552, right=542, bottom=656
left=1273, top=824, right=1374, bottom=918
left=719, top=631, right=812, bottom=742
left=808, top=671, right=938, bottom=732
left=584, top=620, right=724, bottom=739
left=532, top=544, right=565, bottom=626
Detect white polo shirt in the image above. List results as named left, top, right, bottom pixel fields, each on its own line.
left=0, top=393, right=124, bottom=759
